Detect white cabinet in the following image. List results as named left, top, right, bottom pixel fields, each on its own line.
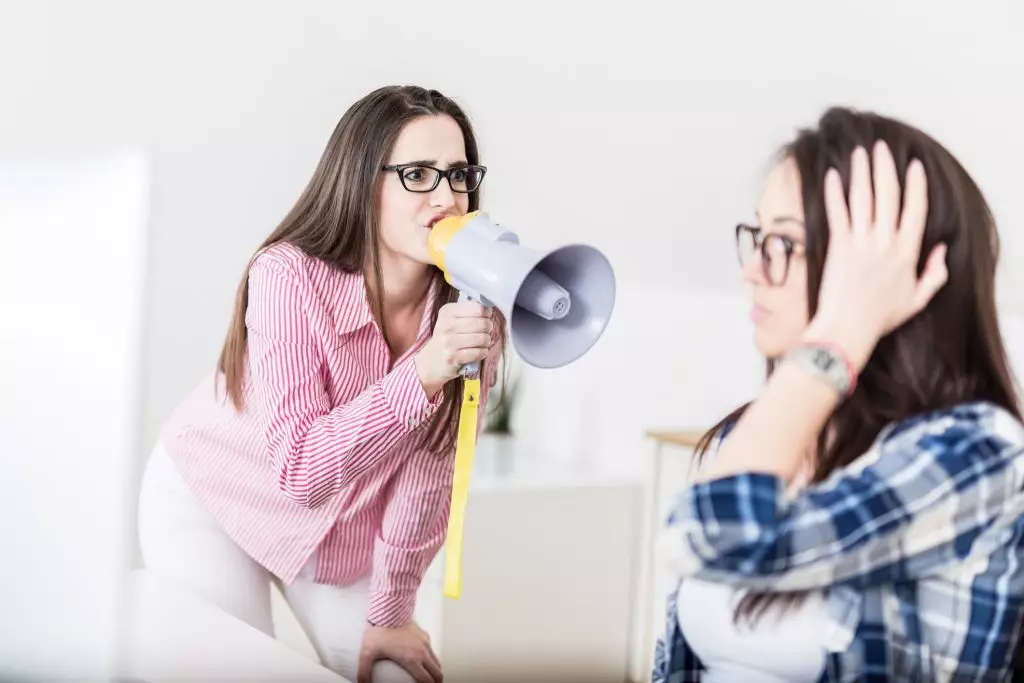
left=428, top=464, right=643, bottom=683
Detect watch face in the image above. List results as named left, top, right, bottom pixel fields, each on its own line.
left=793, top=345, right=849, bottom=395
left=812, top=348, right=837, bottom=372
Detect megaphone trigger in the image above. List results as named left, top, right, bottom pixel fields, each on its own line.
left=455, top=289, right=485, bottom=378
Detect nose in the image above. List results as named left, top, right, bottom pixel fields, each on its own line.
left=740, top=250, right=766, bottom=286
left=429, top=179, right=456, bottom=210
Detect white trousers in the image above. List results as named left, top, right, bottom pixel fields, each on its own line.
left=137, top=443, right=422, bottom=683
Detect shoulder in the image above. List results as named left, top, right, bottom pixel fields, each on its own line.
left=834, top=400, right=1024, bottom=491
left=878, top=401, right=1024, bottom=459
left=244, top=243, right=366, bottom=332
left=251, top=242, right=323, bottom=280
left=248, top=243, right=359, bottom=302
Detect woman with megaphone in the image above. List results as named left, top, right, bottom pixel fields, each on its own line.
left=136, top=85, right=506, bottom=683
left=654, top=108, right=1024, bottom=682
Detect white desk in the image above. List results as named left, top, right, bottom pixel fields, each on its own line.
left=120, top=569, right=347, bottom=683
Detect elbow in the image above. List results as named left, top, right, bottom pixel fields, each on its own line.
left=676, top=472, right=792, bottom=575
left=277, top=484, right=321, bottom=510
left=690, top=525, right=790, bottom=576
left=274, top=474, right=319, bottom=509
left=275, top=479, right=333, bottom=510
left=666, top=510, right=790, bottom=578
left=662, top=525, right=792, bottom=583
left=273, top=460, right=332, bottom=510
left=267, top=433, right=340, bottom=509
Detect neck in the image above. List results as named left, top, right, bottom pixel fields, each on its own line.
left=371, top=251, right=435, bottom=316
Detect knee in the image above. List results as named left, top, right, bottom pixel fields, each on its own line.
left=371, top=659, right=419, bottom=683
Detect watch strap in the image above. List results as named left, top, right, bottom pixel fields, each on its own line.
left=783, top=342, right=858, bottom=397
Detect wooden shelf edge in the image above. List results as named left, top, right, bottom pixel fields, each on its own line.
left=643, top=428, right=709, bottom=448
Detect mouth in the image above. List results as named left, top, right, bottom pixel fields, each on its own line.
left=425, top=214, right=448, bottom=229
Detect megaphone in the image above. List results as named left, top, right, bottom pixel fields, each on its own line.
left=428, top=211, right=616, bottom=602
left=427, top=210, right=616, bottom=372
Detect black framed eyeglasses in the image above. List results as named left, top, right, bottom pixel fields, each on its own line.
left=735, top=223, right=805, bottom=286
left=381, top=163, right=487, bottom=194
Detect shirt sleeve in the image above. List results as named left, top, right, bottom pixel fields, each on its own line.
left=660, top=404, right=1024, bottom=592
left=366, top=326, right=503, bottom=627
left=245, top=256, right=442, bottom=509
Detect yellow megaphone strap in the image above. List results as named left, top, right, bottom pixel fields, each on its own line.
left=442, top=377, right=481, bottom=599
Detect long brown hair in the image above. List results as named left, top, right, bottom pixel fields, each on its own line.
left=216, top=85, right=507, bottom=455
left=694, top=106, right=1022, bottom=623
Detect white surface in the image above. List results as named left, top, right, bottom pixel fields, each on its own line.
left=437, top=471, right=641, bottom=682
left=122, top=569, right=347, bottom=683
left=0, top=153, right=149, bottom=680
left=2, top=1, right=1022, bottom=470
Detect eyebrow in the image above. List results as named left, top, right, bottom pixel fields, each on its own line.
left=755, top=210, right=805, bottom=227
left=393, top=159, right=469, bottom=168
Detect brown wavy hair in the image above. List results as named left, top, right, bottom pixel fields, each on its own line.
left=695, top=106, right=1022, bottom=628
left=216, top=85, right=507, bottom=454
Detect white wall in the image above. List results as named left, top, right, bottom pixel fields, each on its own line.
left=3, top=0, right=1022, bottom=473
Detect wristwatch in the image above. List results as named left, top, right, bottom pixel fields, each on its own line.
left=782, top=343, right=856, bottom=397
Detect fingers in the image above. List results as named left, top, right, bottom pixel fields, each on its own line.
left=448, top=317, right=494, bottom=336
left=357, top=649, right=378, bottom=683
left=911, top=243, right=948, bottom=313
left=438, top=305, right=494, bottom=337
left=897, top=158, right=929, bottom=259
left=823, top=167, right=851, bottom=245
left=450, top=346, right=490, bottom=366
left=447, top=302, right=490, bottom=318
left=403, top=662, right=435, bottom=683
left=826, top=144, right=928, bottom=247
left=429, top=653, right=442, bottom=677
left=423, top=653, right=444, bottom=683
left=848, top=146, right=874, bottom=234
left=872, top=140, right=900, bottom=239
left=442, top=319, right=494, bottom=358
left=422, top=639, right=442, bottom=675
left=458, top=333, right=493, bottom=351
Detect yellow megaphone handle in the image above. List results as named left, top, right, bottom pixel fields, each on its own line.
left=442, top=377, right=481, bottom=599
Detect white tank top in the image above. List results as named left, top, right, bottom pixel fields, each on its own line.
left=676, top=578, right=830, bottom=682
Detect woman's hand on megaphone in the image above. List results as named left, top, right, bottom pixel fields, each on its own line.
left=414, top=301, right=494, bottom=398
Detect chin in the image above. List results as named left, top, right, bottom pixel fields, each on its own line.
left=753, top=328, right=787, bottom=361
left=411, top=248, right=435, bottom=267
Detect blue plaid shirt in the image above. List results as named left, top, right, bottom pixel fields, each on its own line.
left=653, top=401, right=1024, bottom=682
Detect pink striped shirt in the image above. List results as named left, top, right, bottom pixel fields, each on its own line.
left=159, top=242, right=499, bottom=627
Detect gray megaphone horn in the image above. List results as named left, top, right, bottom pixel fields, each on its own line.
left=427, top=211, right=616, bottom=373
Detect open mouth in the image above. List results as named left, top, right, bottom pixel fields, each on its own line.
left=426, top=214, right=446, bottom=229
